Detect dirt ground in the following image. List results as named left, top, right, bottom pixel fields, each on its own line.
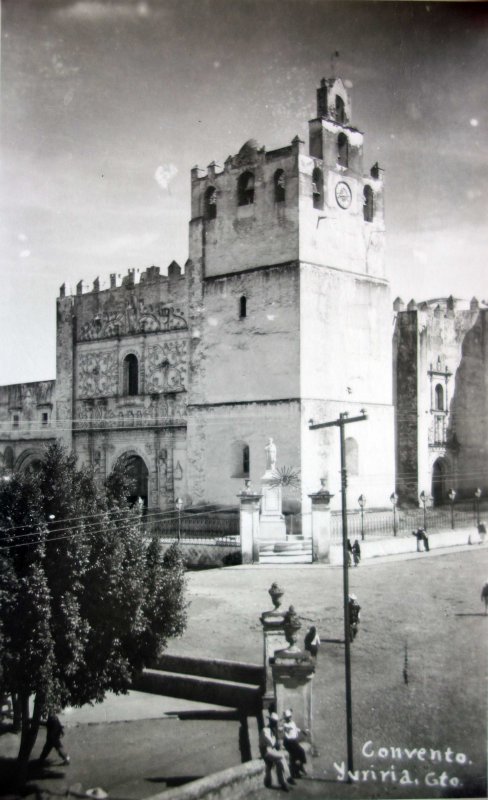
left=1, top=547, right=486, bottom=800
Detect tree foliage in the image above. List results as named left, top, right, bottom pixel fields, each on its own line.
left=0, top=442, right=186, bottom=776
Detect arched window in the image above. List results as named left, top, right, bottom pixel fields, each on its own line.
left=123, top=354, right=139, bottom=396
left=338, top=132, right=349, bottom=167
left=242, top=445, right=250, bottom=477
left=312, top=167, right=323, bottom=209
left=274, top=169, right=286, bottom=203
left=363, top=185, right=374, bottom=222
left=239, top=295, right=247, bottom=319
left=3, top=446, right=13, bottom=471
left=237, top=171, right=254, bottom=206
left=204, top=186, right=217, bottom=220
left=345, top=437, right=359, bottom=476
left=335, top=95, right=345, bottom=124
left=435, top=384, right=444, bottom=411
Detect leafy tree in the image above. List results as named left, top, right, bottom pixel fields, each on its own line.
left=0, top=442, right=186, bottom=784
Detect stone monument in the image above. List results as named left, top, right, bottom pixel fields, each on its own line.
left=270, top=605, right=315, bottom=748
left=260, top=582, right=288, bottom=701
left=260, top=437, right=286, bottom=540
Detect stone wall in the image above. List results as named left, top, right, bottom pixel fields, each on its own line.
left=394, top=298, right=488, bottom=504
left=0, top=380, right=56, bottom=470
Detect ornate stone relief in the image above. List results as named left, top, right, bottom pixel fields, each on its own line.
left=77, top=351, right=118, bottom=398
left=78, top=296, right=187, bottom=341
left=145, top=341, right=188, bottom=394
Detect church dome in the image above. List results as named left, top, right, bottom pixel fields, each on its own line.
left=238, top=138, right=260, bottom=156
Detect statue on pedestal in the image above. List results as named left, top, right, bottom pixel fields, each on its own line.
left=265, top=437, right=277, bottom=473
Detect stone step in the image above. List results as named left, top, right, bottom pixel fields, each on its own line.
left=259, top=553, right=312, bottom=564
left=259, top=541, right=312, bottom=553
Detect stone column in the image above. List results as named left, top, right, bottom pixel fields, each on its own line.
left=260, top=583, right=287, bottom=702
left=270, top=606, right=315, bottom=748
left=309, top=481, right=334, bottom=563
left=238, top=485, right=262, bottom=564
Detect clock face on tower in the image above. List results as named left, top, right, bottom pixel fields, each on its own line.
left=335, top=181, right=352, bottom=209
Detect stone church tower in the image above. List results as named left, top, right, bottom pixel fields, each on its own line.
left=186, top=77, right=395, bottom=520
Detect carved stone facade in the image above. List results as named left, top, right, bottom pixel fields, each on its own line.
left=0, top=78, right=485, bottom=517
left=393, top=296, right=488, bottom=505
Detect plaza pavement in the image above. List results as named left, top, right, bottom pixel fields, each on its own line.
left=1, top=540, right=486, bottom=800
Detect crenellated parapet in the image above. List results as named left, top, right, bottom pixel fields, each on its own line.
left=59, top=262, right=184, bottom=299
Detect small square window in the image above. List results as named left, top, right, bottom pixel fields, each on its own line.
left=42, top=412, right=49, bottom=426
left=13, top=414, right=19, bottom=429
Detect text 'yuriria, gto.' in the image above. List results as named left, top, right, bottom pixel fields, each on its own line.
left=333, top=741, right=473, bottom=788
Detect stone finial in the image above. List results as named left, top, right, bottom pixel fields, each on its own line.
left=110, top=273, right=117, bottom=289
left=407, top=299, right=417, bottom=311
left=447, top=295, right=456, bottom=311
left=59, top=283, right=66, bottom=299
left=93, top=277, right=100, bottom=293
left=470, top=296, right=479, bottom=311
left=393, top=297, right=405, bottom=312
left=370, top=162, right=381, bottom=179
left=76, top=280, right=84, bottom=296
left=283, top=605, right=302, bottom=653
left=268, top=582, right=284, bottom=611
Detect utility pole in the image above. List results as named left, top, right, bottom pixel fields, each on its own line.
left=309, top=410, right=367, bottom=778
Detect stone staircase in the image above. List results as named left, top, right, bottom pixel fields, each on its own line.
left=258, top=535, right=313, bottom=564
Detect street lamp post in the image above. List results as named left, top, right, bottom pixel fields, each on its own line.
left=176, top=497, right=183, bottom=542
left=419, top=491, right=428, bottom=531
left=448, top=489, right=456, bottom=530
left=390, top=492, right=398, bottom=537
left=474, top=488, right=482, bottom=526
left=358, top=494, right=366, bottom=541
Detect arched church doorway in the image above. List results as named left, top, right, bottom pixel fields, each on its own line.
left=432, top=458, right=447, bottom=506
left=121, top=454, right=149, bottom=509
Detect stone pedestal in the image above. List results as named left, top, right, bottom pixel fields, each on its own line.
left=309, top=483, right=334, bottom=563
left=261, top=611, right=287, bottom=702
left=260, top=472, right=286, bottom=540
left=260, top=583, right=287, bottom=701
left=271, top=651, right=315, bottom=744
left=238, top=488, right=262, bottom=564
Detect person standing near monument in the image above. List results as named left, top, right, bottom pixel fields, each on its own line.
left=304, top=626, right=320, bottom=659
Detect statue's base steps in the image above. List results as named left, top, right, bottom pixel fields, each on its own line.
left=258, top=536, right=312, bottom=564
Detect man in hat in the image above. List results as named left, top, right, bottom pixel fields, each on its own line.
left=259, top=711, right=293, bottom=791
left=282, top=709, right=308, bottom=778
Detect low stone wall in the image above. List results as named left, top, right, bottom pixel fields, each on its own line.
left=329, top=527, right=484, bottom=565
left=159, top=540, right=241, bottom=569
left=145, top=759, right=265, bottom=800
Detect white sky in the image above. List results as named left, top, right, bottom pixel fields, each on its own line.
left=1, top=0, right=488, bottom=384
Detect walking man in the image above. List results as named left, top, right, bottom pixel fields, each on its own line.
left=39, top=712, right=70, bottom=766
left=352, top=539, right=361, bottom=566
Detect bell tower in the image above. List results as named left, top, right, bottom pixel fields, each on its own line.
left=299, top=77, right=385, bottom=280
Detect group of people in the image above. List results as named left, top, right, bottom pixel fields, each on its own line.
left=347, top=538, right=361, bottom=567
left=259, top=708, right=308, bottom=791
